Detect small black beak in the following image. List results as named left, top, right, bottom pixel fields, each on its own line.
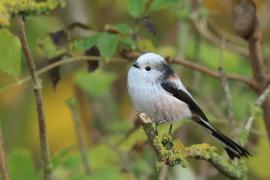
left=133, top=63, right=139, bottom=68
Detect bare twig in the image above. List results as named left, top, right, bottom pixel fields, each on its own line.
left=248, top=38, right=266, bottom=84
left=17, top=17, right=52, bottom=180
left=0, top=125, right=9, bottom=180
left=0, top=56, right=124, bottom=93
left=169, top=59, right=258, bottom=90
left=67, top=99, right=91, bottom=175
left=190, top=13, right=249, bottom=56
left=191, top=0, right=202, bottom=89
left=0, top=55, right=258, bottom=93
left=219, top=67, right=235, bottom=128
left=233, top=0, right=270, bottom=141
left=123, top=50, right=258, bottom=90
left=138, top=113, right=247, bottom=180
left=218, top=37, right=236, bottom=132
left=244, top=84, right=270, bottom=134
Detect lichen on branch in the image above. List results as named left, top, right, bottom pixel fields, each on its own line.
left=138, top=113, right=247, bottom=180
left=0, top=0, right=65, bottom=26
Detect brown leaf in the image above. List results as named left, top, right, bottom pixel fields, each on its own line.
left=136, top=16, right=157, bottom=35
left=85, top=46, right=100, bottom=72
left=48, top=54, right=65, bottom=90
left=49, top=30, right=68, bottom=47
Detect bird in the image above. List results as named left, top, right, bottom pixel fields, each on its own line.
left=127, top=52, right=250, bottom=159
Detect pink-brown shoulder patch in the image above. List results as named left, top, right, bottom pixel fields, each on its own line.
left=168, top=74, right=178, bottom=80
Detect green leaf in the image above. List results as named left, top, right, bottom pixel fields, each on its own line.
left=127, top=0, right=147, bottom=18
left=96, top=32, right=119, bottom=61
left=74, top=32, right=119, bottom=61
left=37, top=35, right=66, bottom=58
left=121, top=37, right=137, bottom=50
left=75, top=70, right=116, bottom=98
left=149, top=0, right=178, bottom=12
left=114, top=23, right=132, bottom=34
left=74, top=34, right=98, bottom=52
left=8, top=149, right=36, bottom=180
left=0, top=29, right=21, bottom=77
left=137, top=39, right=156, bottom=51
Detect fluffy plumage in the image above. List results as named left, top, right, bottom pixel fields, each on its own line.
left=127, top=53, right=250, bottom=159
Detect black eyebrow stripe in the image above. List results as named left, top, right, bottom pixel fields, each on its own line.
left=157, top=63, right=174, bottom=79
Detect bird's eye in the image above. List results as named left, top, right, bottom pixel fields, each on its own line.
left=145, top=66, right=151, bottom=71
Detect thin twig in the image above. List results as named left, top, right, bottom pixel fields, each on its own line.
left=218, top=37, right=236, bottom=132
left=190, top=13, right=249, bottom=56
left=169, top=59, right=258, bottom=90
left=124, top=51, right=258, bottom=89
left=232, top=0, right=270, bottom=140
left=0, top=55, right=258, bottom=93
left=248, top=39, right=266, bottom=84
left=17, top=17, right=52, bottom=180
left=191, top=0, right=202, bottom=89
left=244, top=84, right=270, bottom=134
left=0, top=125, right=9, bottom=180
left=0, top=56, right=124, bottom=93
left=67, top=99, right=91, bottom=175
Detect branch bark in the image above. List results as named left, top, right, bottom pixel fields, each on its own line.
left=138, top=113, right=247, bottom=180
left=169, top=59, right=258, bottom=90
left=17, top=17, right=52, bottom=180
left=122, top=51, right=259, bottom=90
left=0, top=55, right=257, bottom=93
left=233, top=0, right=270, bottom=141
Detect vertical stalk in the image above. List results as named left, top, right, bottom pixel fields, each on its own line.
left=0, top=125, right=9, bottom=180
left=218, top=37, right=235, bottom=134
left=17, top=17, right=52, bottom=180
left=67, top=99, right=91, bottom=175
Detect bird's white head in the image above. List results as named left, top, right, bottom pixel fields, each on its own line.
left=128, top=53, right=171, bottom=85
left=135, top=53, right=166, bottom=67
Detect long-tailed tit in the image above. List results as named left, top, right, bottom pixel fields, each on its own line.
left=128, top=53, right=250, bottom=159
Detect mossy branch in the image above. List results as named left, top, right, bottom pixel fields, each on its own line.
left=138, top=113, right=247, bottom=180
left=0, top=0, right=65, bottom=26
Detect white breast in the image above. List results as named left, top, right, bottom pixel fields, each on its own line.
left=128, top=68, right=191, bottom=123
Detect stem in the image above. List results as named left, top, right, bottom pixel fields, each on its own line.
left=17, top=17, right=52, bottom=180
left=218, top=37, right=236, bottom=134
left=0, top=54, right=257, bottom=93
left=0, top=125, right=9, bottom=180
left=190, top=13, right=249, bottom=57
left=0, top=56, right=123, bottom=93
left=67, top=99, right=91, bottom=175
left=244, top=84, right=270, bottom=143
left=170, top=59, right=258, bottom=90
left=191, top=0, right=202, bottom=89
left=248, top=38, right=265, bottom=84
left=247, top=23, right=270, bottom=140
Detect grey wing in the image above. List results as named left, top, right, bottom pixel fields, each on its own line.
left=160, top=80, right=209, bottom=122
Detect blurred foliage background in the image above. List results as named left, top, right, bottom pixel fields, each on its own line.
left=0, top=0, right=270, bottom=179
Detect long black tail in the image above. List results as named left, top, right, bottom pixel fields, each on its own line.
left=194, top=117, right=250, bottom=159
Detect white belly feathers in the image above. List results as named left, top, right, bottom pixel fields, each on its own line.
left=128, top=78, right=191, bottom=123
